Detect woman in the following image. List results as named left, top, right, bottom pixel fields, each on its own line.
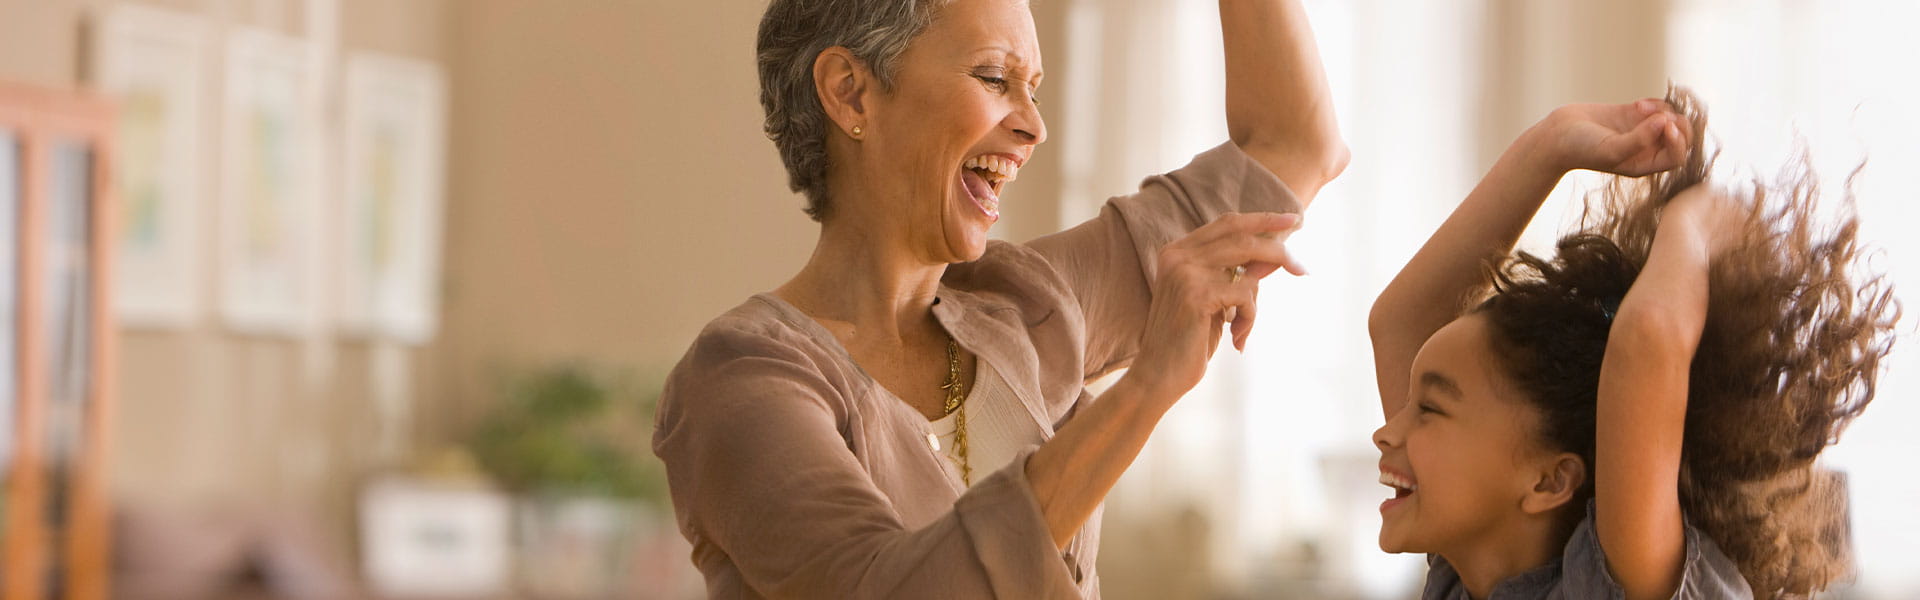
left=654, top=0, right=1344, bottom=597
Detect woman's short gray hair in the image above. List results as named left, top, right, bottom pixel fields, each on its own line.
left=757, top=0, right=949, bottom=221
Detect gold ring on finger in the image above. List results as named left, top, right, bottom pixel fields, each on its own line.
left=1228, top=265, right=1246, bottom=284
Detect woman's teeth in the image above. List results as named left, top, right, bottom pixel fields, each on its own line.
left=963, top=155, right=1019, bottom=185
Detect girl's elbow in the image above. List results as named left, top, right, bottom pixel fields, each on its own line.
left=1366, top=294, right=1399, bottom=344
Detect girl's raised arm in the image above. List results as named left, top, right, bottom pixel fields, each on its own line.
left=1592, top=186, right=1743, bottom=600
left=1369, top=100, right=1688, bottom=418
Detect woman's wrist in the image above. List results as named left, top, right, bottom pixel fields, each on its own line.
left=1111, top=366, right=1184, bottom=414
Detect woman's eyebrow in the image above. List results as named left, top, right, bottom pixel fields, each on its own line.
left=971, top=46, right=1041, bottom=76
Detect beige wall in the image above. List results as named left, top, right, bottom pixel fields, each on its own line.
left=427, top=0, right=1073, bottom=433
left=0, top=0, right=448, bottom=537
left=428, top=0, right=812, bottom=432
left=1478, top=0, right=1671, bottom=167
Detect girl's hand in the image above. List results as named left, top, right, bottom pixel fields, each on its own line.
left=1127, top=212, right=1306, bottom=400
left=1535, top=98, right=1692, bottom=176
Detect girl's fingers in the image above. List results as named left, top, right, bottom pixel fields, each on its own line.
left=1665, top=121, right=1687, bottom=161
left=1611, top=113, right=1682, bottom=174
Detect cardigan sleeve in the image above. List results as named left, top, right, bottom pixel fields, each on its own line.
left=1026, top=141, right=1302, bottom=380
left=652, top=323, right=1082, bottom=599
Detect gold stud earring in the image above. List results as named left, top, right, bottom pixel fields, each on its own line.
left=851, top=125, right=863, bottom=138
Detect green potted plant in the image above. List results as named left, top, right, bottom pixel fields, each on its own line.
left=468, top=364, right=667, bottom=599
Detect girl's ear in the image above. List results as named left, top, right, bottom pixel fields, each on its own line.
left=813, top=46, right=873, bottom=139
left=1521, top=453, right=1586, bottom=515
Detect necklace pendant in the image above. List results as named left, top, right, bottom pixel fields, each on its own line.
left=926, top=431, right=941, bottom=452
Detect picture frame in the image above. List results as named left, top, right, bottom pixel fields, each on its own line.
left=338, top=53, right=446, bottom=344
left=89, top=4, right=209, bottom=329
left=218, top=28, right=317, bottom=335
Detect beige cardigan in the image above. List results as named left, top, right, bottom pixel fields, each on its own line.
left=653, top=142, right=1300, bottom=599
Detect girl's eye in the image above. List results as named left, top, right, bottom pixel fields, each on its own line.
left=1416, top=402, right=1443, bottom=417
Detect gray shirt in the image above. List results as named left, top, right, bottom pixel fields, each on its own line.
left=1422, top=502, right=1752, bottom=599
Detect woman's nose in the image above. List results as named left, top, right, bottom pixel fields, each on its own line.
left=1010, top=98, right=1046, bottom=145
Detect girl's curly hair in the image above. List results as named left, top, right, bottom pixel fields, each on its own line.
left=1472, top=87, right=1900, bottom=597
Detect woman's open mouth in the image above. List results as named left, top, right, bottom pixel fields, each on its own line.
left=959, top=154, right=1019, bottom=220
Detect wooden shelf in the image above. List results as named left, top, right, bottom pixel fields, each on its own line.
left=0, top=82, right=118, bottom=600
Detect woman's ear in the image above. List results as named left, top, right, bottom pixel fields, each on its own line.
left=1521, top=453, right=1586, bottom=515
left=813, top=46, right=871, bottom=139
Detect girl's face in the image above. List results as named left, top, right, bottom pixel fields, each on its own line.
left=858, top=0, right=1046, bottom=263
left=1371, top=314, right=1561, bottom=555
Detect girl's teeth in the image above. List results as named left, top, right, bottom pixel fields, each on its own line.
left=1377, top=472, right=1418, bottom=491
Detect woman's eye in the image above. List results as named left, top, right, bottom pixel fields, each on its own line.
left=975, top=75, right=1008, bottom=90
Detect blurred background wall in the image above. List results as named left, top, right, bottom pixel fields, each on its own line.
left=0, top=0, right=452, bottom=562
left=1, top=0, right=1916, bottom=598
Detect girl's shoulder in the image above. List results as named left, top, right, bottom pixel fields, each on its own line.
left=1561, top=501, right=1753, bottom=599
left=1420, top=501, right=1753, bottom=599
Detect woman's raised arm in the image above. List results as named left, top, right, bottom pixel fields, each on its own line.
left=1218, top=0, right=1348, bottom=205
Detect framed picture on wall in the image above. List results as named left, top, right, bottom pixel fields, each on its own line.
left=338, top=53, right=446, bottom=344
left=89, top=4, right=209, bottom=329
left=219, top=28, right=317, bottom=335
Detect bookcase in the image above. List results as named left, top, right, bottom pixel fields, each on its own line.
left=0, top=82, right=118, bottom=600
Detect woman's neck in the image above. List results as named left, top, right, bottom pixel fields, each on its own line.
left=776, top=219, right=947, bottom=343
left=1440, top=512, right=1573, bottom=599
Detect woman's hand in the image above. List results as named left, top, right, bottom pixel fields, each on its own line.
left=1127, top=212, right=1306, bottom=400
left=1533, top=98, right=1691, bottom=177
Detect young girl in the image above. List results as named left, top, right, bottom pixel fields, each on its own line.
left=1367, top=89, right=1898, bottom=599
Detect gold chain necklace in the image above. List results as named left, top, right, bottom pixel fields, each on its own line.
left=940, top=336, right=972, bottom=486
